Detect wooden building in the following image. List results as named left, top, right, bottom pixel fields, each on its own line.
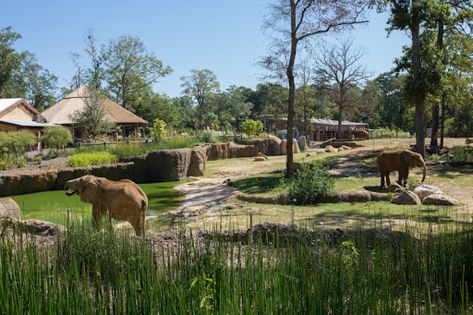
left=41, top=86, right=148, bottom=139
left=0, top=98, right=51, bottom=149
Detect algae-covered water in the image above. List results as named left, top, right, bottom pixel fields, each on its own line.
left=11, top=181, right=183, bottom=225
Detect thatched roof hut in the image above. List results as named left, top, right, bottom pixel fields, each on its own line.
left=42, top=86, right=148, bottom=128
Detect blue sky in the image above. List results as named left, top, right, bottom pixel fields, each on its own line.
left=2, top=0, right=409, bottom=97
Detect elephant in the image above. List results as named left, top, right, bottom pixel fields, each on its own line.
left=64, top=175, right=148, bottom=236
left=376, top=149, right=427, bottom=187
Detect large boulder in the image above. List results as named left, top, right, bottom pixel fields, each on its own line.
left=229, top=143, right=258, bottom=158
left=207, top=143, right=231, bottom=160
left=281, top=139, right=301, bottom=155
left=393, top=191, right=422, bottom=205
left=250, top=135, right=282, bottom=156
left=188, top=147, right=207, bottom=176
left=298, top=136, right=307, bottom=151
left=386, top=182, right=405, bottom=193
left=0, top=198, right=21, bottom=221
left=414, top=184, right=443, bottom=201
left=422, top=193, right=458, bottom=206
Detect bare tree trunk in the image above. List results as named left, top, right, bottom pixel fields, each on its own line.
left=410, top=7, right=426, bottom=158
left=286, top=0, right=297, bottom=179
left=430, top=102, right=439, bottom=147
left=337, top=89, right=344, bottom=139
left=440, top=94, right=446, bottom=148
left=431, top=15, right=444, bottom=149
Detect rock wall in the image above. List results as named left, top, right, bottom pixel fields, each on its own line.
left=0, top=148, right=205, bottom=197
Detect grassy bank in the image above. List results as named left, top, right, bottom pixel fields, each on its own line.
left=11, top=181, right=184, bottom=225
left=2, top=223, right=473, bottom=313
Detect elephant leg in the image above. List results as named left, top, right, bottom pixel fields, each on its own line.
left=386, top=173, right=391, bottom=186
left=380, top=173, right=385, bottom=187
left=130, top=216, right=143, bottom=236
left=92, top=206, right=103, bottom=231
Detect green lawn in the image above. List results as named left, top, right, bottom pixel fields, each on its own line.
left=11, top=181, right=184, bottom=225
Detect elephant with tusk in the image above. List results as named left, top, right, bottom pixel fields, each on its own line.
left=64, top=175, right=148, bottom=236
left=376, top=149, right=427, bottom=188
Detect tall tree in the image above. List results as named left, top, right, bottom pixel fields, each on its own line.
left=84, top=30, right=106, bottom=90
left=180, top=69, right=220, bottom=132
left=0, top=27, right=22, bottom=93
left=262, top=0, right=374, bottom=178
left=105, top=36, right=172, bottom=109
left=388, top=0, right=433, bottom=157
left=315, top=40, right=369, bottom=139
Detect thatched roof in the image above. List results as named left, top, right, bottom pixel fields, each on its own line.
left=42, top=86, right=148, bottom=126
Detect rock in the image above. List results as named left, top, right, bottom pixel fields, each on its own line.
left=325, top=145, right=338, bottom=153
left=254, top=157, right=267, bottom=162
left=392, top=191, right=422, bottom=205
left=263, top=135, right=282, bottom=156
left=188, top=147, right=207, bottom=176
left=257, top=152, right=268, bottom=160
left=313, top=149, right=326, bottom=154
left=242, top=135, right=282, bottom=156
left=207, top=143, right=231, bottom=160
left=422, top=193, right=458, bottom=206
left=414, top=184, right=443, bottom=201
left=293, top=139, right=301, bottom=154
left=229, top=143, right=257, bottom=158
left=281, top=139, right=301, bottom=155
left=298, top=136, right=307, bottom=151
left=386, top=182, right=405, bottom=193
left=340, top=145, right=351, bottom=151
left=21, top=219, right=62, bottom=236
left=0, top=198, right=21, bottom=221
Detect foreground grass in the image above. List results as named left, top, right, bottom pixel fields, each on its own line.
left=11, top=181, right=184, bottom=225
left=2, top=222, right=473, bottom=314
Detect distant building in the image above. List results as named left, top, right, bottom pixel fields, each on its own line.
left=0, top=98, right=51, bottom=149
left=42, top=86, right=148, bottom=139
left=256, top=114, right=369, bottom=141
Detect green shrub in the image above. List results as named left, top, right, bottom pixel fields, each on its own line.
left=69, top=151, right=118, bottom=167
left=41, top=126, right=73, bottom=150
left=149, top=119, right=168, bottom=142
left=241, top=119, right=264, bottom=138
left=287, top=162, right=334, bottom=204
left=451, top=145, right=473, bottom=161
left=201, top=131, right=217, bottom=143
left=372, top=128, right=410, bottom=139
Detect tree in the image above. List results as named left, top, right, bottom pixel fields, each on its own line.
left=41, top=126, right=73, bottom=152
left=181, top=69, right=220, bottom=132
left=262, top=0, right=374, bottom=178
left=0, top=27, right=57, bottom=109
left=241, top=119, right=264, bottom=138
left=105, top=36, right=172, bottom=109
left=149, top=119, right=167, bottom=142
left=0, top=27, right=22, bottom=93
left=84, top=30, right=106, bottom=90
left=315, top=40, right=369, bottom=138
left=70, top=89, right=114, bottom=140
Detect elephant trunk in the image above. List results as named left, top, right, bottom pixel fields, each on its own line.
left=421, top=162, right=427, bottom=182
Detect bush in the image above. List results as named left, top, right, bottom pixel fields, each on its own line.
left=201, top=131, right=218, bottom=143
left=149, top=119, right=168, bottom=142
left=287, top=162, right=334, bottom=205
left=451, top=145, right=473, bottom=161
left=241, top=119, right=264, bottom=138
left=0, top=131, right=37, bottom=169
left=372, top=128, right=410, bottom=139
left=41, top=126, right=73, bottom=150
left=69, top=151, right=118, bottom=167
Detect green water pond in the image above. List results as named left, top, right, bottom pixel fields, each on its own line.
left=11, top=181, right=184, bottom=226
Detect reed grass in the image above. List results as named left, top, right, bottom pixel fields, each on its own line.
left=1, top=221, right=473, bottom=314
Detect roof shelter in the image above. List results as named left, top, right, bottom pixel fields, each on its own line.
left=42, top=86, right=148, bottom=139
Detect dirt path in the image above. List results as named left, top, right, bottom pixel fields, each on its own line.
left=168, top=178, right=240, bottom=218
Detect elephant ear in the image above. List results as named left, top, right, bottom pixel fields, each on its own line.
left=80, top=176, right=101, bottom=203
left=399, top=150, right=411, bottom=167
